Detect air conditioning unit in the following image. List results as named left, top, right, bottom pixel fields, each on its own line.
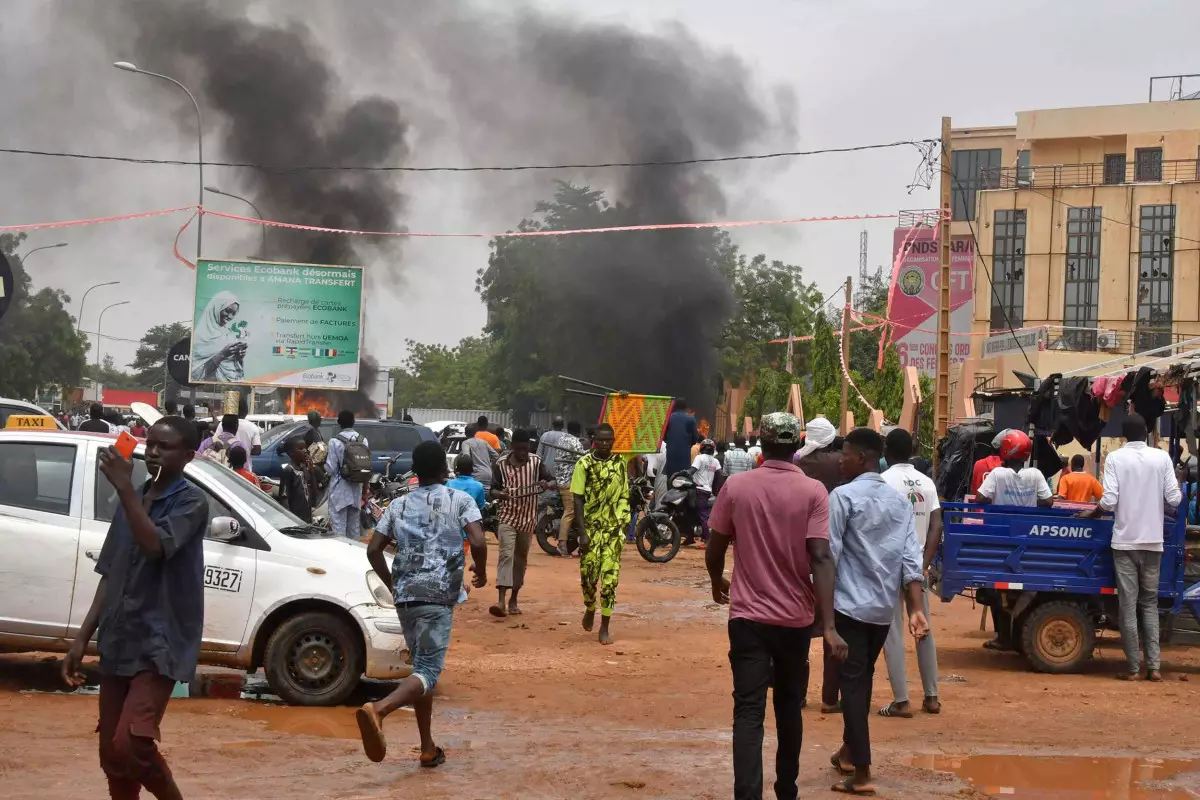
left=1096, top=330, right=1121, bottom=352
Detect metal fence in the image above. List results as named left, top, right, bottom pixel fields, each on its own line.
left=398, top=408, right=561, bottom=432
left=982, top=159, right=1200, bottom=190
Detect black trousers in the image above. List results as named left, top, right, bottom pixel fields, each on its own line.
left=729, top=618, right=813, bottom=800
left=835, top=612, right=890, bottom=768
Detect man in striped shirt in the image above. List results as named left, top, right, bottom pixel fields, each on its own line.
left=489, top=428, right=556, bottom=617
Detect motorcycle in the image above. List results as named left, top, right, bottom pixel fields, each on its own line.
left=535, top=489, right=579, bottom=556
left=635, top=470, right=695, bottom=563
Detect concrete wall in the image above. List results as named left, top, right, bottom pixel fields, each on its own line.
left=1016, top=101, right=1200, bottom=141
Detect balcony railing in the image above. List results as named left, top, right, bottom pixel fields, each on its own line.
left=1041, top=326, right=1195, bottom=357
left=981, top=159, right=1200, bottom=190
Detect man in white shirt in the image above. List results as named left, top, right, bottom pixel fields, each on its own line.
left=691, top=440, right=721, bottom=544
left=976, top=430, right=1053, bottom=508
left=1088, top=413, right=1181, bottom=681
left=878, top=429, right=942, bottom=718
left=746, top=435, right=762, bottom=465
left=235, top=416, right=262, bottom=456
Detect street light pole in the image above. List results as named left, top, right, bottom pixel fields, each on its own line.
left=77, top=281, right=120, bottom=333
left=18, top=242, right=68, bottom=264
left=96, top=301, right=131, bottom=368
left=113, top=62, right=204, bottom=263
left=205, top=185, right=267, bottom=258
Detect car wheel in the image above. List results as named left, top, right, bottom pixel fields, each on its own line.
left=264, top=611, right=363, bottom=707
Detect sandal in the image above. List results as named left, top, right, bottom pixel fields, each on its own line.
left=488, top=604, right=507, bottom=618
left=1147, top=670, right=1164, bottom=682
left=878, top=701, right=913, bottom=719
left=419, top=745, right=446, bottom=768
left=821, top=701, right=842, bottom=715
left=355, top=703, right=387, bottom=763
left=1116, top=672, right=1138, bottom=681
left=830, top=753, right=854, bottom=776
left=831, top=778, right=877, bottom=796
left=923, top=696, right=942, bottom=715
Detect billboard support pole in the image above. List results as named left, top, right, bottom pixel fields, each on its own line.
left=935, top=116, right=953, bottom=445
left=839, top=275, right=852, bottom=434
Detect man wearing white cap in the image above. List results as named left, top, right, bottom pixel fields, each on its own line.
left=796, top=417, right=842, bottom=494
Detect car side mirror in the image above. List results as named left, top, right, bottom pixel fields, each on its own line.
left=210, top=516, right=242, bottom=543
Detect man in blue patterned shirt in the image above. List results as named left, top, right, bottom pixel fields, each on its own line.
left=358, top=441, right=488, bottom=768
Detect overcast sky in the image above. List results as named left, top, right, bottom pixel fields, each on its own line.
left=3, top=0, right=1199, bottom=372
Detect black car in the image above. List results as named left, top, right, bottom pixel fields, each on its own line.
left=253, top=418, right=439, bottom=480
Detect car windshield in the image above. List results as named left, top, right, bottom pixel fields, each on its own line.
left=261, top=421, right=302, bottom=449
left=187, top=457, right=316, bottom=534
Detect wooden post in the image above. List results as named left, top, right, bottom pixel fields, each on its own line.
left=935, top=116, right=953, bottom=441
left=839, top=276, right=853, bottom=434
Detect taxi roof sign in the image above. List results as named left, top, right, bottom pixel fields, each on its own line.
left=5, top=414, right=56, bottom=430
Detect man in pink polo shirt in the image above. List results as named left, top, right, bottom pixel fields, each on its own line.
left=706, top=412, right=846, bottom=800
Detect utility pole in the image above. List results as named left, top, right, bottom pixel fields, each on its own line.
left=839, top=275, right=853, bottom=434
left=935, top=116, right=953, bottom=440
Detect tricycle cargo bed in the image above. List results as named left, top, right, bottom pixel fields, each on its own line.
left=938, top=504, right=1186, bottom=606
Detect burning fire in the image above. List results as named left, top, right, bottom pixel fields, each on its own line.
left=288, top=391, right=337, bottom=417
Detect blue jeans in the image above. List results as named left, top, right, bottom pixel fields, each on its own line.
left=397, top=603, right=454, bottom=694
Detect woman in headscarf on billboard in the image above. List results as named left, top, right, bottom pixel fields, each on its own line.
left=192, top=291, right=247, bottom=383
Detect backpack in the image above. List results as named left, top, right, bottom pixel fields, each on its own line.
left=337, top=431, right=373, bottom=483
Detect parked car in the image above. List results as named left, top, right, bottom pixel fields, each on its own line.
left=0, top=430, right=410, bottom=706
left=254, top=418, right=439, bottom=480
left=0, top=398, right=65, bottom=430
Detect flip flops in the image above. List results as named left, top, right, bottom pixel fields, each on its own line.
left=355, top=704, right=387, bottom=763
left=831, top=778, right=877, bottom=796
left=420, top=745, right=446, bottom=768
left=830, top=753, right=854, bottom=776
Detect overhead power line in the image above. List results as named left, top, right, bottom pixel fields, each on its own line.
left=0, top=139, right=937, bottom=174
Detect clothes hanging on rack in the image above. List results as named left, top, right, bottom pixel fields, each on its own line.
left=1173, top=377, right=1199, bottom=457
left=1057, top=376, right=1105, bottom=450
left=1091, top=375, right=1126, bottom=409
left=1127, top=366, right=1166, bottom=432
left=1027, top=373, right=1061, bottom=432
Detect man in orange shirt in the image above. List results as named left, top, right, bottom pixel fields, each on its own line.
left=1056, top=454, right=1104, bottom=502
left=475, top=415, right=501, bottom=451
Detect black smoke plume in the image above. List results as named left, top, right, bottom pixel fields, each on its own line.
left=112, top=0, right=407, bottom=416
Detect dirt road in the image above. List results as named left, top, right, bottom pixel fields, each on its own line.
left=3, top=544, right=1200, bottom=798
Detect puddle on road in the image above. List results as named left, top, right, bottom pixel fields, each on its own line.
left=910, top=754, right=1199, bottom=799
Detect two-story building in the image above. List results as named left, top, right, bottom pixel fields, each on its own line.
left=951, top=81, right=1200, bottom=391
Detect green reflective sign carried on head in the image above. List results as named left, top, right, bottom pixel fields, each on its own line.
left=190, top=258, right=364, bottom=389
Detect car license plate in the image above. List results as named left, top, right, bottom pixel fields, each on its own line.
left=205, top=566, right=243, bottom=593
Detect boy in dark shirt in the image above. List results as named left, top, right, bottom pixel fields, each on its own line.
left=277, top=436, right=315, bottom=523
left=62, top=417, right=209, bottom=800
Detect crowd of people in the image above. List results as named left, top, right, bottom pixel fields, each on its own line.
left=61, top=394, right=1185, bottom=800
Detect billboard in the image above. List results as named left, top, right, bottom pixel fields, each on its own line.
left=888, top=229, right=975, bottom=375
left=190, top=259, right=364, bottom=389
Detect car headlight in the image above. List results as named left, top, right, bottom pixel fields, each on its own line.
left=366, top=571, right=395, bottom=608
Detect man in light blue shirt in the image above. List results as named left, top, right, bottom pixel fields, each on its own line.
left=827, top=428, right=928, bottom=796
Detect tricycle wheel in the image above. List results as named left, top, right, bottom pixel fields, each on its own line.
left=1021, top=601, right=1094, bottom=674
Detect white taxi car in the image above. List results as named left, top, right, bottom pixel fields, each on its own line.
left=0, top=429, right=409, bottom=706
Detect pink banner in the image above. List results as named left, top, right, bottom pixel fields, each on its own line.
left=888, top=228, right=975, bottom=375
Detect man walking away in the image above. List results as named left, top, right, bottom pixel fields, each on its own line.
left=572, top=423, right=636, bottom=644
left=326, top=410, right=371, bottom=540
left=1057, top=454, right=1104, bottom=502
left=475, top=415, right=501, bottom=451
left=462, top=423, right=499, bottom=490
left=490, top=428, right=555, bottom=617
left=828, top=428, right=928, bottom=796
left=745, top=435, right=762, bottom=466
left=879, top=429, right=942, bottom=719
left=163, top=400, right=178, bottom=417
left=663, top=398, right=700, bottom=480
left=705, top=412, right=845, bottom=800
left=1088, top=413, right=1181, bottom=681
left=358, top=441, right=488, bottom=766
left=536, top=416, right=567, bottom=480
left=62, top=417, right=209, bottom=800
left=723, top=434, right=754, bottom=477
left=79, top=402, right=114, bottom=433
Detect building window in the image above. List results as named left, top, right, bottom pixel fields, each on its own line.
left=1016, top=149, right=1032, bottom=186
left=1137, top=204, right=1175, bottom=351
left=1135, top=147, right=1163, bottom=182
left=951, top=148, right=1002, bottom=222
left=991, top=209, right=1027, bottom=331
left=1064, top=207, right=1101, bottom=350
left=1104, top=153, right=1126, bottom=185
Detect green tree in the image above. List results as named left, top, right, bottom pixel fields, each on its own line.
left=0, top=233, right=88, bottom=400
left=129, top=322, right=192, bottom=388
left=849, top=265, right=889, bottom=381
left=86, top=354, right=141, bottom=390
left=392, top=336, right=500, bottom=409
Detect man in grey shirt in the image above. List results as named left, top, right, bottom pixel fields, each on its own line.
left=462, top=423, right=499, bottom=488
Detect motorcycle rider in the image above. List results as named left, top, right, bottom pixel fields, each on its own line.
left=691, top=439, right=721, bottom=546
